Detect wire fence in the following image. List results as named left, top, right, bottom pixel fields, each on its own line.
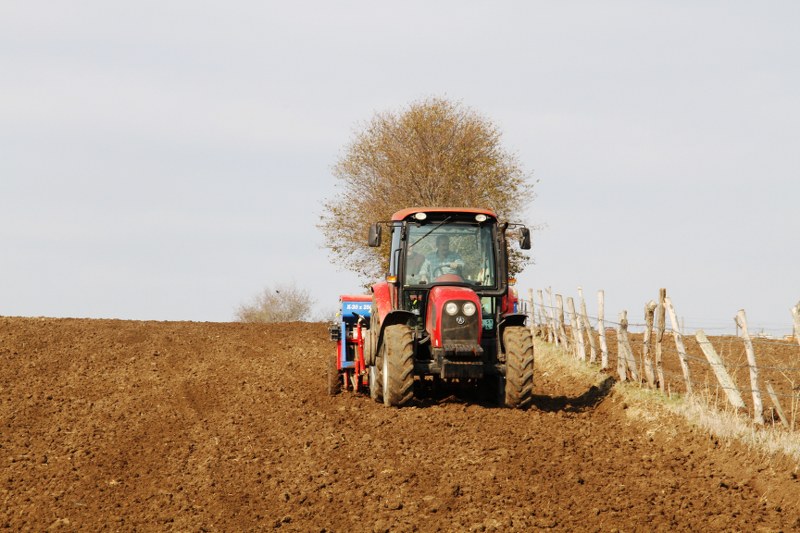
left=522, top=288, right=800, bottom=430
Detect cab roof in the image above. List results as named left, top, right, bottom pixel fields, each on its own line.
left=391, top=207, right=497, bottom=222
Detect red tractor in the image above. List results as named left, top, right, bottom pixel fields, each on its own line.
left=329, top=207, right=534, bottom=408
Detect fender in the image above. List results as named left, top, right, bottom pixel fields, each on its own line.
left=370, top=281, right=395, bottom=323
left=362, top=282, right=394, bottom=366
left=498, top=313, right=529, bottom=353
left=369, top=281, right=414, bottom=363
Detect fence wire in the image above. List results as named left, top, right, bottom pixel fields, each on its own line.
left=657, top=368, right=800, bottom=401
left=521, top=293, right=800, bottom=415
left=523, top=299, right=799, bottom=341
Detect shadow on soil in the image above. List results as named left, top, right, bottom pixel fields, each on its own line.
left=408, top=375, right=617, bottom=411
left=411, top=380, right=499, bottom=408
left=531, top=375, right=616, bottom=413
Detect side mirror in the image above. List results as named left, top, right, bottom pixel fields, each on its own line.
left=368, top=223, right=382, bottom=247
left=518, top=227, right=531, bottom=250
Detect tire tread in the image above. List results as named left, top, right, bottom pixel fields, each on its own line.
left=383, top=325, right=414, bottom=407
left=503, top=326, right=534, bottom=409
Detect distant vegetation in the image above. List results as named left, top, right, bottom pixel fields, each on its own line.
left=235, top=282, right=314, bottom=323
left=319, top=96, right=535, bottom=282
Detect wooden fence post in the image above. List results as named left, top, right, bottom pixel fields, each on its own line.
left=538, top=308, right=546, bottom=335
left=792, top=301, right=800, bottom=347
left=695, top=329, right=746, bottom=410
left=735, top=309, right=764, bottom=425
left=598, top=290, right=609, bottom=369
left=537, top=289, right=552, bottom=343
left=578, top=287, right=598, bottom=363
left=618, top=310, right=639, bottom=382
left=567, top=297, right=585, bottom=361
left=765, top=381, right=790, bottom=428
left=616, top=311, right=628, bottom=381
left=547, top=287, right=559, bottom=346
left=642, top=301, right=657, bottom=388
left=556, top=294, right=569, bottom=349
left=655, top=288, right=666, bottom=393
left=665, top=296, right=692, bottom=395
left=534, top=289, right=543, bottom=339
left=528, top=289, right=537, bottom=338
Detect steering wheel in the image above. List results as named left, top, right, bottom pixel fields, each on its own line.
left=433, top=264, right=461, bottom=278
left=432, top=265, right=447, bottom=277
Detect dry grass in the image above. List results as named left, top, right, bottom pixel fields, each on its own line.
left=665, top=393, right=800, bottom=463
left=535, top=340, right=605, bottom=384
left=535, top=339, right=800, bottom=465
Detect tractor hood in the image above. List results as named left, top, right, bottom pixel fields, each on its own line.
left=425, top=285, right=482, bottom=349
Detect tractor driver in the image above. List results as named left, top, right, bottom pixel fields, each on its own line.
left=419, top=235, right=465, bottom=282
left=405, top=247, right=426, bottom=284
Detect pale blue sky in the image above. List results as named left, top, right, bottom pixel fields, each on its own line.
left=2, top=1, right=798, bottom=334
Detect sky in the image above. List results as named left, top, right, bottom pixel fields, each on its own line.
left=2, top=1, right=798, bottom=335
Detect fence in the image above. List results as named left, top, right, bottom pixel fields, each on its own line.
left=521, top=288, right=800, bottom=430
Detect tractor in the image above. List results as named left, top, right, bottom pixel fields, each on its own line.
left=328, top=207, right=534, bottom=408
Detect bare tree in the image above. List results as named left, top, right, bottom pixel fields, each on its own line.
left=319, top=96, right=535, bottom=282
left=235, top=282, right=314, bottom=323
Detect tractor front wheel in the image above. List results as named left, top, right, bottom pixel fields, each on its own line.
left=381, top=325, right=415, bottom=407
left=502, top=326, right=534, bottom=409
left=327, top=351, right=342, bottom=396
left=369, top=357, right=383, bottom=403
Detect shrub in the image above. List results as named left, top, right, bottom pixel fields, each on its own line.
left=235, top=283, right=314, bottom=323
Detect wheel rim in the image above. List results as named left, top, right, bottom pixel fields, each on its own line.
left=382, top=351, right=389, bottom=402
left=370, top=364, right=378, bottom=389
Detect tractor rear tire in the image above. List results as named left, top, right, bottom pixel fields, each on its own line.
left=369, top=357, right=383, bottom=403
left=382, top=325, right=415, bottom=407
left=327, top=351, right=341, bottom=396
left=502, top=326, right=534, bottom=409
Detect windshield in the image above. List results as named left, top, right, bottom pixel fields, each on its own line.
left=404, top=222, right=496, bottom=287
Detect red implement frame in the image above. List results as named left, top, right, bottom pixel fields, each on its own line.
left=337, top=319, right=368, bottom=391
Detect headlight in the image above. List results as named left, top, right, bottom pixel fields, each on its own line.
left=444, top=302, right=459, bottom=316
left=462, top=302, right=477, bottom=316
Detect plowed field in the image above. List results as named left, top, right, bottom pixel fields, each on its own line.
left=1, top=317, right=798, bottom=531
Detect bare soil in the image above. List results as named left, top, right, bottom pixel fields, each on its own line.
left=1, top=317, right=799, bottom=531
